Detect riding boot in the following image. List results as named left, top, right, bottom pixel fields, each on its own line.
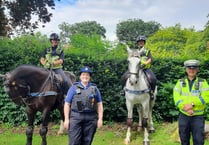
left=120, top=88, right=125, bottom=96
left=120, top=71, right=129, bottom=96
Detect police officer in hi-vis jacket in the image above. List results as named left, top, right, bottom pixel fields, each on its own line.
left=173, top=59, right=209, bottom=145
left=64, top=66, right=103, bottom=145
left=40, top=33, right=71, bottom=95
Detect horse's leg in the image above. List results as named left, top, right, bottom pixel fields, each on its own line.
left=26, top=107, right=36, bottom=145
left=125, top=100, right=133, bottom=145
left=142, top=101, right=150, bottom=145
left=149, top=100, right=155, bottom=133
left=136, top=105, right=143, bottom=132
left=40, top=110, right=50, bottom=145
left=57, top=97, right=65, bottom=135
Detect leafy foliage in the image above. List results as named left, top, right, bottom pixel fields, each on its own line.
left=116, top=18, right=160, bottom=45
left=59, top=21, right=106, bottom=39
left=1, top=0, right=59, bottom=36
left=147, top=24, right=209, bottom=60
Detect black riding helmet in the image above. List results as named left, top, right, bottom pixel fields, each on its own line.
left=136, top=35, right=146, bottom=44
left=49, top=33, right=60, bottom=41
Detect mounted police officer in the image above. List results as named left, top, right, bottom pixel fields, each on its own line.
left=173, top=59, right=209, bottom=145
left=64, top=66, right=103, bottom=145
left=135, top=35, right=157, bottom=98
left=40, top=33, right=71, bottom=95
left=121, top=35, right=157, bottom=99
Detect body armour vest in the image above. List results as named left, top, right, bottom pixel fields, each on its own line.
left=71, top=83, right=97, bottom=112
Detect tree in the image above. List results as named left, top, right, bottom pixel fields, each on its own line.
left=58, top=21, right=106, bottom=39
left=0, top=0, right=59, bottom=36
left=116, top=18, right=161, bottom=45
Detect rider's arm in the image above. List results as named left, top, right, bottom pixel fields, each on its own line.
left=63, top=85, right=76, bottom=129
left=64, top=102, right=71, bottom=129
left=53, top=50, right=64, bottom=66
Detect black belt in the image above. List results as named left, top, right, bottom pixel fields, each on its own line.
left=72, top=109, right=95, bottom=113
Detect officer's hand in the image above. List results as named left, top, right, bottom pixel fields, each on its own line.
left=64, top=120, right=70, bottom=130
left=97, top=119, right=103, bottom=129
left=187, top=109, right=194, bottom=116
left=183, top=104, right=193, bottom=111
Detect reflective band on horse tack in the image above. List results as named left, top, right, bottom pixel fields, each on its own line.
left=30, top=91, right=58, bottom=97
left=124, top=88, right=150, bottom=95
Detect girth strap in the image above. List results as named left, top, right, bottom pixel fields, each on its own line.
left=29, top=91, right=58, bottom=97
left=124, top=88, right=150, bottom=95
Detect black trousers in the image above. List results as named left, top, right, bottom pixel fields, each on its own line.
left=69, top=111, right=98, bottom=145
left=178, top=112, right=205, bottom=145
left=53, top=68, right=71, bottom=95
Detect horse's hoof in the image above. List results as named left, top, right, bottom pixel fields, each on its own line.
left=149, top=129, right=155, bottom=133
left=143, top=141, right=150, bottom=145
left=124, top=138, right=130, bottom=145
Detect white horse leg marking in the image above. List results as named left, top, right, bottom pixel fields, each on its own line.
left=57, top=120, right=64, bottom=135
left=136, top=105, right=143, bottom=132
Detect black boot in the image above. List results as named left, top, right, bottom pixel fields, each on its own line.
left=120, top=90, right=125, bottom=96
left=120, top=88, right=125, bottom=96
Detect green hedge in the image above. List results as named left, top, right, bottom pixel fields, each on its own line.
left=1, top=35, right=209, bottom=126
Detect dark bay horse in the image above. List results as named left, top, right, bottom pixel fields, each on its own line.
left=2, top=64, right=76, bottom=145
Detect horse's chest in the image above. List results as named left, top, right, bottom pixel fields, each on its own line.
left=126, top=93, right=150, bottom=104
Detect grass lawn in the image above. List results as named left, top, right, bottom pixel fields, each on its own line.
left=0, top=122, right=209, bottom=145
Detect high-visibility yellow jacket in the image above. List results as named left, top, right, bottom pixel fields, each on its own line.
left=173, top=77, right=209, bottom=116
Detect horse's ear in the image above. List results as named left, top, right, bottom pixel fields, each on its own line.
left=126, top=45, right=132, bottom=56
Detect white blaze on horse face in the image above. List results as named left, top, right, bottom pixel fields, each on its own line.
left=128, top=56, right=140, bottom=85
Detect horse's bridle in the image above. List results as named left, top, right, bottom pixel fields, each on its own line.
left=3, top=70, right=53, bottom=104
left=128, top=55, right=141, bottom=78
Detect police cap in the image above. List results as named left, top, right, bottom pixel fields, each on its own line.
left=79, top=66, right=92, bottom=75
left=184, top=59, right=200, bottom=68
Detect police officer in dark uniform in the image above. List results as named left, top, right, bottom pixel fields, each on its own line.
left=64, top=66, right=103, bottom=145
left=40, top=33, right=71, bottom=95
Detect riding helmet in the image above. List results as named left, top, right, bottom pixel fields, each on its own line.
left=49, top=33, right=60, bottom=41
left=136, top=35, right=146, bottom=43
left=79, top=66, right=92, bottom=75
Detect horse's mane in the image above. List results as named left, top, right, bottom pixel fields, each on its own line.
left=10, top=64, right=48, bottom=79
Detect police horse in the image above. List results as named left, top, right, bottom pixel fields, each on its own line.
left=2, top=64, right=76, bottom=145
left=124, top=47, right=157, bottom=145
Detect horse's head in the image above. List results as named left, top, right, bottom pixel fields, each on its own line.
left=127, top=48, right=143, bottom=85
left=3, top=72, right=29, bottom=105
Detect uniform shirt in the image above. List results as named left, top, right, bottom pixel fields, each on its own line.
left=65, top=81, right=102, bottom=104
